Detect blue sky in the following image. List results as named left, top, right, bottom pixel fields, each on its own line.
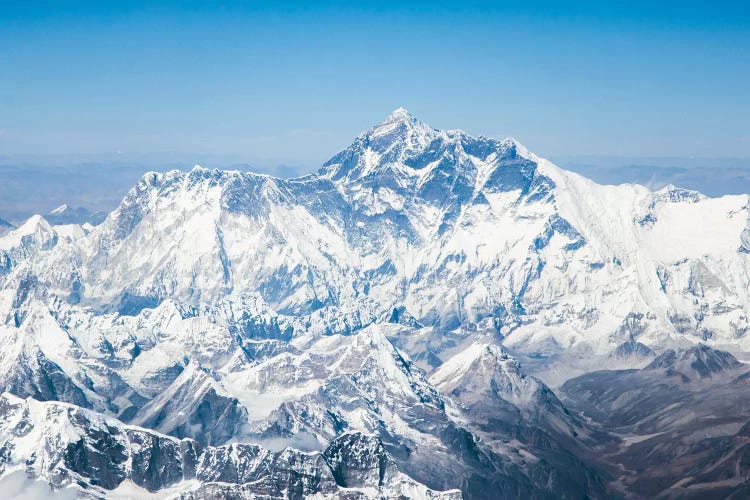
left=1, top=1, right=748, bottom=168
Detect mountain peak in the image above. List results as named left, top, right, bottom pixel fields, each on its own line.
left=498, top=137, right=534, bottom=160
left=320, top=108, right=544, bottom=187
left=0, top=214, right=57, bottom=251
left=646, top=343, right=743, bottom=378
left=0, top=216, right=14, bottom=236
left=385, top=107, right=412, bottom=122
left=367, top=107, right=433, bottom=140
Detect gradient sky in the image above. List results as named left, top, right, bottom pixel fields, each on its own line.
left=1, top=1, right=748, bottom=168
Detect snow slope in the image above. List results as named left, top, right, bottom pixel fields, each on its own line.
left=0, top=108, right=748, bottom=497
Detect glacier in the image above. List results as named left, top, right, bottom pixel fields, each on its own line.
left=1, top=109, right=750, bottom=498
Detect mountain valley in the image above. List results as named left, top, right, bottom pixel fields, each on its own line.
left=1, top=109, right=750, bottom=498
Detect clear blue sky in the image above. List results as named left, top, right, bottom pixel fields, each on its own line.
left=1, top=1, right=748, bottom=168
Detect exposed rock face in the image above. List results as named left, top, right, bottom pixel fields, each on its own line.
left=561, top=344, right=750, bottom=497
left=645, top=343, right=743, bottom=378
left=0, top=217, right=14, bottom=237
left=1, top=109, right=750, bottom=498
left=0, top=393, right=460, bottom=499
left=611, top=340, right=655, bottom=360
left=324, top=433, right=390, bottom=488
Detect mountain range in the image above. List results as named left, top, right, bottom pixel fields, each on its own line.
left=1, top=109, right=750, bottom=498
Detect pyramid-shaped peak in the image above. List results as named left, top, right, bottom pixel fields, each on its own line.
left=646, top=343, right=743, bottom=378
left=373, top=107, right=431, bottom=129
left=499, top=137, right=533, bottom=159
left=385, top=107, right=413, bottom=122
left=367, top=107, right=436, bottom=142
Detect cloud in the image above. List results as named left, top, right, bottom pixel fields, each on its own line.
left=0, top=470, right=79, bottom=500
left=242, top=431, right=323, bottom=452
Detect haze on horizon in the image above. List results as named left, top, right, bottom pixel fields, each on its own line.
left=1, top=1, right=749, bottom=222
left=4, top=5, right=750, bottom=498
left=1, top=0, right=748, bottom=167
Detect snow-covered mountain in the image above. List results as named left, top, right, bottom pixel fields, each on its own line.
left=0, top=393, right=460, bottom=499
left=1, top=109, right=749, bottom=497
left=9, top=110, right=750, bottom=356
left=0, top=217, right=13, bottom=237
left=45, top=204, right=107, bottom=226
